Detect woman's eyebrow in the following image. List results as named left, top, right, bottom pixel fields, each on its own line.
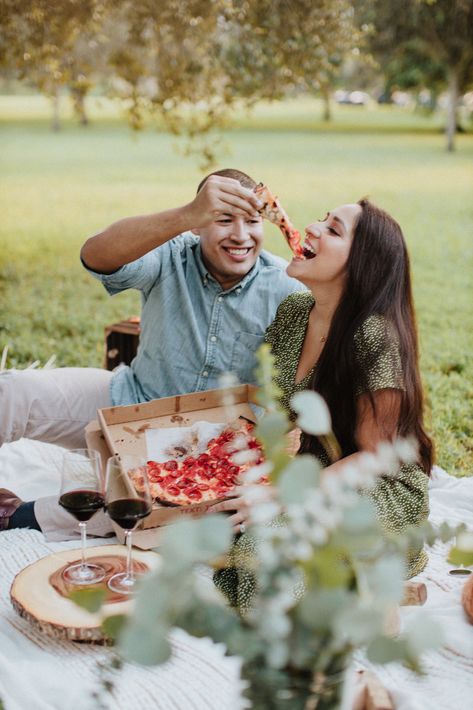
left=331, top=214, right=346, bottom=231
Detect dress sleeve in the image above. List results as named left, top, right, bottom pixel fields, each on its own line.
left=354, top=315, right=404, bottom=395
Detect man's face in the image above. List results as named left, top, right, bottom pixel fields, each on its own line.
left=193, top=212, right=264, bottom=290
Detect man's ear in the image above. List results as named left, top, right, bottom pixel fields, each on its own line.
left=191, top=228, right=200, bottom=236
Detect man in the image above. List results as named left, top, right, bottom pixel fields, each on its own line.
left=0, top=168, right=303, bottom=535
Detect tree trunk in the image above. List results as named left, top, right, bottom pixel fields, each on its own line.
left=51, top=88, right=60, bottom=132
left=446, top=67, right=459, bottom=152
left=72, top=88, right=89, bottom=126
left=321, top=87, right=332, bottom=122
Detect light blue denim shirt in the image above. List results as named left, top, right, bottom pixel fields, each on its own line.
left=86, top=232, right=305, bottom=406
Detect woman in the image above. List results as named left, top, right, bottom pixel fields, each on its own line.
left=213, top=199, right=432, bottom=606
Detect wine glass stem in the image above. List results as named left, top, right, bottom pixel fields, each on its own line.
left=125, top=530, right=134, bottom=583
left=79, top=521, right=87, bottom=570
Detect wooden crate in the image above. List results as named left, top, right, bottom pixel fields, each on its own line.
left=104, top=317, right=140, bottom=370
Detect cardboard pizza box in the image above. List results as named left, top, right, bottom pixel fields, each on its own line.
left=86, top=384, right=260, bottom=548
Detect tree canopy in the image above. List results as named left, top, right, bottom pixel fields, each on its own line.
left=1, top=0, right=472, bottom=155
left=356, top=0, right=473, bottom=149
left=0, top=0, right=359, bottom=160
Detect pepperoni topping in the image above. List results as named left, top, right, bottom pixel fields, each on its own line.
left=184, top=487, right=202, bottom=501
left=166, top=485, right=180, bottom=497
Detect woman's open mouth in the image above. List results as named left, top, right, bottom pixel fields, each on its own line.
left=302, top=243, right=317, bottom=260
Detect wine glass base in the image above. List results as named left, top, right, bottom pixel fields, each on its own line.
left=107, top=572, right=136, bottom=595
left=448, top=568, right=472, bottom=576
left=62, top=562, right=107, bottom=586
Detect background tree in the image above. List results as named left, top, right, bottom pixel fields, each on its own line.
left=356, top=0, right=473, bottom=150
left=0, top=0, right=108, bottom=129
left=1, top=0, right=359, bottom=162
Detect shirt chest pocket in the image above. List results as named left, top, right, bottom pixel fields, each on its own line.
left=230, top=331, right=264, bottom=384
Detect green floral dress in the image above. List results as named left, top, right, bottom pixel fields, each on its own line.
left=214, top=292, right=429, bottom=609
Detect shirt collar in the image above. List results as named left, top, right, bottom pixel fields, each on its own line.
left=194, top=243, right=262, bottom=294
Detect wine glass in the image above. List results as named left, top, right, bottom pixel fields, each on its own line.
left=104, top=454, right=152, bottom=595
left=59, top=448, right=106, bottom=585
left=448, top=535, right=472, bottom=576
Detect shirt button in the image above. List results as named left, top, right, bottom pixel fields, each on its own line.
left=202, top=371, right=209, bottom=377
left=210, top=336, right=217, bottom=342
left=217, top=296, right=223, bottom=302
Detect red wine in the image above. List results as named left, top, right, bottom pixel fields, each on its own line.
left=59, top=490, right=105, bottom=522
left=106, top=498, right=151, bottom=530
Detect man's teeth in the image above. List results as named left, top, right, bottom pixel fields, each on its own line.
left=226, top=248, right=250, bottom=255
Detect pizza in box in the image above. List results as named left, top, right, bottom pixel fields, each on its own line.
left=130, top=419, right=266, bottom=507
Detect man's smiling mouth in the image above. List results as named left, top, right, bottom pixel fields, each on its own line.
left=223, top=247, right=252, bottom=256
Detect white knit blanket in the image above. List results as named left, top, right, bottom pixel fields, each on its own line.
left=1, top=439, right=472, bottom=710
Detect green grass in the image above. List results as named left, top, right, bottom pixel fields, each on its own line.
left=1, top=95, right=472, bottom=476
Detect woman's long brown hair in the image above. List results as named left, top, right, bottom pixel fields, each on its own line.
left=299, top=199, right=434, bottom=474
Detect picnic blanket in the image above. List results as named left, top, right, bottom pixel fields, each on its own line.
left=1, top=439, right=472, bottom=710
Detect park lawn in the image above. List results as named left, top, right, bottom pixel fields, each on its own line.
left=0, top=96, right=472, bottom=477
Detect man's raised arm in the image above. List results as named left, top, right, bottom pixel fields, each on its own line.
left=80, top=175, right=262, bottom=274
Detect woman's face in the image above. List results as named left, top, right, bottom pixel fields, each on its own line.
left=287, top=203, right=362, bottom=288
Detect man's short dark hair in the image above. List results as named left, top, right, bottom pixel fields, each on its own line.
left=197, top=168, right=257, bottom=193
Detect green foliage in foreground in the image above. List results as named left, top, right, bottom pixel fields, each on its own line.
left=0, top=98, right=472, bottom=476
left=71, top=348, right=463, bottom=708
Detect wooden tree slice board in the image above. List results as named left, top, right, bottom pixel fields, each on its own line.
left=10, top=545, right=160, bottom=643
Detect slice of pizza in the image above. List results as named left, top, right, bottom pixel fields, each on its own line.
left=254, top=183, right=305, bottom=259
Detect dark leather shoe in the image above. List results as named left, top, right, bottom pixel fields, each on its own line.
left=0, top=488, right=23, bottom=530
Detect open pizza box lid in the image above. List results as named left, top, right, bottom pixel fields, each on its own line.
left=86, top=384, right=260, bottom=549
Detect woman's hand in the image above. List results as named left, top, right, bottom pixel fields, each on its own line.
left=209, top=489, right=251, bottom=534
left=209, top=483, right=277, bottom=534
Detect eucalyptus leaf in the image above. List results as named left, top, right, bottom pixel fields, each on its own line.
left=255, top=411, right=289, bottom=449
left=304, top=547, right=352, bottom=588
left=68, top=588, right=106, bottom=614
left=405, top=615, right=444, bottom=656
left=102, top=614, right=128, bottom=640
left=278, top=455, right=319, bottom=506
left=177, top=602, right=239, bottom=643
left=130, top=572, right=180, bottom=625
left=297, top=588, right=352, bottom=630
left=366, top=636, right=409, bottom=664
left=439, top=521, right=456, bottom=544
left=291, top=390, right=331, bottom=436
left=334, top=604, right=384, bottom=644
left=339, top=498, right=378, bottom=534
left=120, top=620, right=171, bottom=666
left=358, top=555, right=405, bottom=603
left=160, top=514, right=232, bottom=565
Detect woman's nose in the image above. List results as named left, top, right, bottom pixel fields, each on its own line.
left=306, top=224, right=322, bottom=239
